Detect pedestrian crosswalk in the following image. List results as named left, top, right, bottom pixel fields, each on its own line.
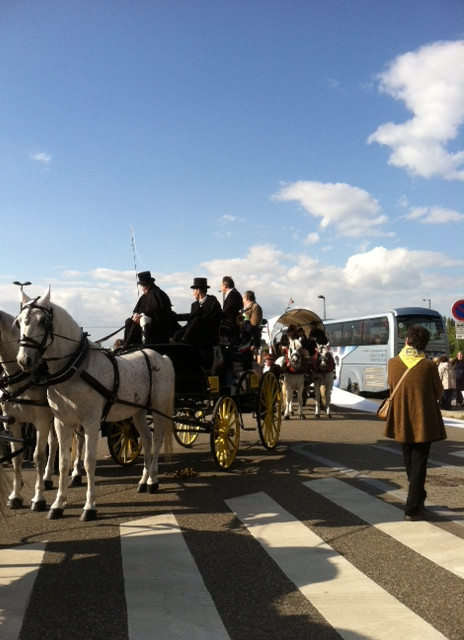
left=1, top=478, right=462, bottom=640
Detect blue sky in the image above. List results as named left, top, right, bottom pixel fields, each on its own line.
left=1, top=1, right=463, bottom=342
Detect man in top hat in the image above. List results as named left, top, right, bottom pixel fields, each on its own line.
left=124, top=271, right=179, bottom=345
left=173, top=277, right=222, bottom=347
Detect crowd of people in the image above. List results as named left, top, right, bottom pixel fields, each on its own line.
left=121, top=270, right=333, bottom=379
left=433, top=352, right=464, bottom=410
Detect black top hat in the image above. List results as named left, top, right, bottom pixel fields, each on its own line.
left=137, top=271, right=155, bottom=286
left=190, top=277, right=210, bottom=289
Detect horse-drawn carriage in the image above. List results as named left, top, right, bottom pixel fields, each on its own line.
left=268, top=308, right=336, bottom=419
left=105, top=340, right=282, bottom=471
left=5, top=288, right=282, bottom=519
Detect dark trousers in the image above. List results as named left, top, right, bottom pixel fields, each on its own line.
left=402, top=441, right=431, bottom=516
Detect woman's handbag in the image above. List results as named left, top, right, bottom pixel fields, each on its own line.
left=377, top=367, right=412, bottom=420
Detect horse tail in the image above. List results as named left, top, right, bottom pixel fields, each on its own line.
left=162, top=354, right=175, bottom=461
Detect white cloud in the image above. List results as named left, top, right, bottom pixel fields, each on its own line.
left=304, top=232, right=319, bottom=245
left=29, top=151, right=52, bottom=165
left=404, top=206, right=464, bottom=224
left=2, top=243, right=462, bottom=346
left=368, top=40, right=464, bottom=180
left=273, top=180, right=388, bottom=237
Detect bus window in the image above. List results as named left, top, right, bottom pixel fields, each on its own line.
left=363, top=316, right=388, bottom=344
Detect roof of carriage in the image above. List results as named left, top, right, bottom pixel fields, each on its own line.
left=266, top=307, right=324, bottom=342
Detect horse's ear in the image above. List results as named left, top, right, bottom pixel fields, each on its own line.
left=20, top=290, right=31, bottom=307
left=37, top=286, right=51, bottom=309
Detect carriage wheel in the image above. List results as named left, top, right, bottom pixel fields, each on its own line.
left=210, top=396, right=240, bottom=470
left=106, top=419, right=142, bottom=466
left=258, top=372, right=281, bottom=450
left=174, top=410, right=201, bottom=448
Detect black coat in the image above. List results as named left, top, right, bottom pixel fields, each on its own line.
left=129, top=284, right=179, bottom=343
left=222, top=288, right=242, bottom=340
left=179, top=295, right=223, bottom=347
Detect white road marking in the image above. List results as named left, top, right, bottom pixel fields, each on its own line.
left=304, top=478, right=464, bottom=578
left=0, top=544, right=46, bottom=639
left=226, top=492, right=448, bottom=640
left=120, top=514, right=230, bottom=640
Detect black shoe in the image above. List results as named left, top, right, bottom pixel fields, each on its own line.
left=404, top=510, right=427, bottom=521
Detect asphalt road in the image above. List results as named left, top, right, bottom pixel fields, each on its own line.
left=1, top=402, right=463, bottom=640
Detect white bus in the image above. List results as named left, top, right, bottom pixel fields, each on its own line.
left=324, top=307, right=448, bottom=394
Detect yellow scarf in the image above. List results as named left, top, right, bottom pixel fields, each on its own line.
left=399, top=345, right=426, bottom=369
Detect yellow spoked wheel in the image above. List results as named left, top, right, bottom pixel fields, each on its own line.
left=210, top=396, right=240, bottom=470
left=106, top=419, right=142, bottom=466
left=258, top=372, right=281, bottom=450
left=174, top=410, right=201, bottom=448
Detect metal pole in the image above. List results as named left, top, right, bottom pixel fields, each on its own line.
left=422, top=298, right=431, bottom=309
left=318, top=295, right=326, bottom=320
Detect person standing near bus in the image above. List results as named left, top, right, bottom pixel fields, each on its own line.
left=438, top=355, right=456, bottom=410
left=453, top=352, right=464, bottom=408
left=384, top=326, right=446, bottom=521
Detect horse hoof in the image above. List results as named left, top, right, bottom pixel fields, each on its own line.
left=137, top=483, right=147, bottom=493
left=48, top=508, right=64, bottom=520
left=314, top=414, right=320, bottom=419
left=284, top=415, right=290, bottom=420
left=147, top=482, right=159, bottom=494
left=8, top=497, right=23, bottom=509
left=80, top=509, right=97, bottom=522
left=44, top=480, right=54, bottom=491
left=70, top=475, right=83, bottom=488
left=327, top=414, right=332, bottom=418
left=31, top=500, right=47, bottom=512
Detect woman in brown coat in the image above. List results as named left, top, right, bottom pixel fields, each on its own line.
left=385, top=325, right=446, bottom=521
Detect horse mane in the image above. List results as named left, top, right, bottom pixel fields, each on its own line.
left=50, top=301, right=100, bottom=347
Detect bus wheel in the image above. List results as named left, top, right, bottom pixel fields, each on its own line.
left=349, top=381, right=359, bottom=395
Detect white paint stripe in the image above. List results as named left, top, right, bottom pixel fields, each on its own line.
left=293, top=443, right=464, bottom=525
left=226, top=492, right=447, bottom=640
left=450, top=450, right=464, bottom=458
left=304, top=478, right=464, bottom=579
left=0, top=544, right=46, bottom=639
left=120, top=515, right=230, bottom=640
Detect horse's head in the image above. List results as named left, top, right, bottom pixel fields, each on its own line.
left=314, top=343, right=334, bottom=373
left=16, top=287, right=53, bottom=372
left=288, top=338, right=303, bottom=368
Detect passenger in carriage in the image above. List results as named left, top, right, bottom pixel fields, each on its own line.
left=238, top=290, right=263, bottom=370
left=307, top=320, right=328, bottom=355
left=123, top=271, right=179, bottom=345
left=173, top=277, right=222, bottom=348
left=220, top=276, right=242, bottom=344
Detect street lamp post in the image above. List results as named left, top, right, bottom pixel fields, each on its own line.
left=422, top=298, right=431, bottom=309
left=317, top=295, right=326, bottom=320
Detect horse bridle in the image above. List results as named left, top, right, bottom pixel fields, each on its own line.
left=16, top=299, right=54, bottom=357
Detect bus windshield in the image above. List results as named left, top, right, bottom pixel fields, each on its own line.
left=396, top=314, right=446, bottom=345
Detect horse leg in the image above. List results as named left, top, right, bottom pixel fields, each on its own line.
left=297, top=379, right=305, bottom=419
left=314, top=379, right=321, bottom=418
left=31, top=419, right=51, bottom=511
left=282, top=379, right=291, bottom=419
left=146, top=372, right=175, bottom=493
left=7, top=422, right=25, bottom=509
left=80, top=425, right=100, bottom=521
left=48, top=418, right=74, bottom=519
left=69, top=426, right=85, bottom=487
left=43, top=420, right=57, bottom=490
left=325, top=377, right=334, bottom=418
left=132, top=411, right=154, bottom=493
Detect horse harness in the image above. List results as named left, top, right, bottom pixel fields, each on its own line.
left=16, top=299, right=168, bottom=423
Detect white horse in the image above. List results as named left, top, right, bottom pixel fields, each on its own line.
left=15, top=288, right=175, bottom=521
left=311, top=344, right=335, bottom=418
left=0, top=310, right=58, bottom=510
left=275, top=339, right=307, bottom=420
